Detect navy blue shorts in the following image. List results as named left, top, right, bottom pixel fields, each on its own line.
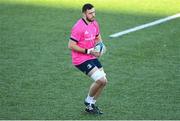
left=75, top=59, right=102, bottom=75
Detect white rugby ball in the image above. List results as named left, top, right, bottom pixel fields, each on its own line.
left=94, top=42, right=106, bottom=55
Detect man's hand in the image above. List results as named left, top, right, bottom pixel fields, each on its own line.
left=90, top=49, right=101, bottom=57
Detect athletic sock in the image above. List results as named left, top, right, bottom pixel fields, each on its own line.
left=92, top=99, right=96, bottom=104
left=85, top=95, right=94, bottom=104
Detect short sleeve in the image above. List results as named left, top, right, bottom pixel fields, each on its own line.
left=70, top=24, right=81, bottom=42
left=94, top=21, right=100, bottom=37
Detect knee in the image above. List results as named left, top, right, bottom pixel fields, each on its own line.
left=97, top=77, right=108, bottom=87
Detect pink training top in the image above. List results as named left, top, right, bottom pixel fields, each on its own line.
left=70, top=18, right=100, bottom=65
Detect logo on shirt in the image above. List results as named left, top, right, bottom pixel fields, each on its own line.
left=85, top=34, right=95, bottom=41
left=85, top=30, right=89, bottom=34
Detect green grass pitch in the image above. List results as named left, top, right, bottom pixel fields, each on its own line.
left=0, top=0, right=180, bottom=120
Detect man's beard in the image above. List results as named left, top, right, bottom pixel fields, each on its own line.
left=86, top=17, right=94, bottom=22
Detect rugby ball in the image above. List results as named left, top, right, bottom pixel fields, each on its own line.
left=94, top=42, right=106, bottom=55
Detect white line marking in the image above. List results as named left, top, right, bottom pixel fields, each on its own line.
left=109, top=13, right=180, bottom=38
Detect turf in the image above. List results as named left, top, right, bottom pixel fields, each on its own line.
left=0, top=0, right=180, bottom=120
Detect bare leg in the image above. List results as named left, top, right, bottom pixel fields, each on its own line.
left=93, top=78, right=107, bottom=100
left=88, top=81, right=102, bottom=97
left=93, top=68, right=107, bottom=100
left=88, top=67, right=107, bottom=101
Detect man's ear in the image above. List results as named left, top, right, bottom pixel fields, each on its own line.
left=82, top=12, right=86, bottom=17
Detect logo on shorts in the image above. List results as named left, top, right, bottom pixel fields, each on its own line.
left=87, top=64, right=92, bottom=69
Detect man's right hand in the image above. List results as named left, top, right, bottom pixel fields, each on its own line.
left=90, top=49, right=101, bottom=57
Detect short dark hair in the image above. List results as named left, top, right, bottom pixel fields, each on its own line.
left=82, top=3, right=94, bottom=13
